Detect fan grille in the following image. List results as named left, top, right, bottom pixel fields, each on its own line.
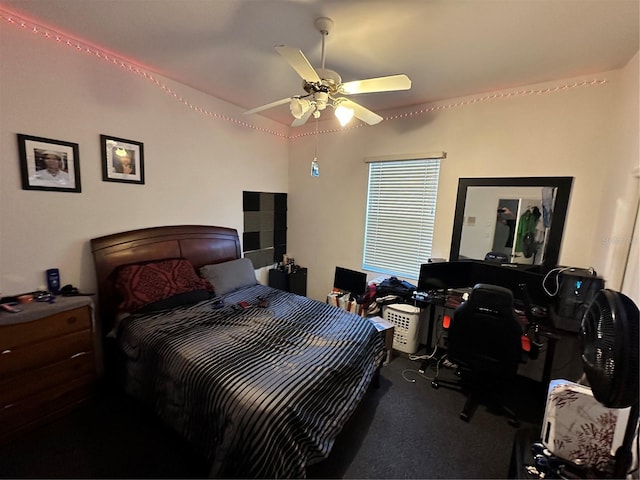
left=581, top=289, right=639, bottom=408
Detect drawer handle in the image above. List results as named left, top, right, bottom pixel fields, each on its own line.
left=1, top=349, right=11, bottom=355
left=2, top=403, right=14, bottom=410
left=70, top=351, right=89, bottom=359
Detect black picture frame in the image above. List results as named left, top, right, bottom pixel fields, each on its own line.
left=17, top=134, right=81, bottom=193
left=100, top=134, right=145, bottom=184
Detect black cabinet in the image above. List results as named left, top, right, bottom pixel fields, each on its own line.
left=269, top=268, right=307, bottom=296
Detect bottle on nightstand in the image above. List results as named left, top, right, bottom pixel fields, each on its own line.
left=46, top=268, right=61, bottom=295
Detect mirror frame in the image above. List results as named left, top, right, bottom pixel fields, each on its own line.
left=449, top=176, right=574, bottom=268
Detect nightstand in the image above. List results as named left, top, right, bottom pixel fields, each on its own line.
left=0, top=296, right=98, bottom=444
left=268, top=268, right=307, bottom=296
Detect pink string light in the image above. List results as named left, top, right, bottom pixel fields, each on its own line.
left=1, top=8, right=607, bottom=141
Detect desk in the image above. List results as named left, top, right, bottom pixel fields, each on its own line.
left=416, top=291, right=579, bottom=392
left=516, top=326, right=581, bottom=388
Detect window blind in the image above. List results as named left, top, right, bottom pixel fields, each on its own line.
left=363, top=158, right=441, bottom=280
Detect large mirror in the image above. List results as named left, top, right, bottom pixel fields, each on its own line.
left=449, top=177, right=573, bottom=269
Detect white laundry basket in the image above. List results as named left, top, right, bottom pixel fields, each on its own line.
left=383, top=303, right=422, bottom=354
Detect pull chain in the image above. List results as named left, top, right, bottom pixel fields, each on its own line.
left=311, top=119, right=320, bottom=177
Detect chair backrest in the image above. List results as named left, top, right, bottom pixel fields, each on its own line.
left=447, top=283, right=523, bottom=378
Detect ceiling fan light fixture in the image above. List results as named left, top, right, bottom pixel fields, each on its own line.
left=290, top=98, right=312, bottom=119
left=245, top=15, right=411, bottom=127
left=335, top=104, right=355, bottom=126
left=314, top=91, right=328, bottom=110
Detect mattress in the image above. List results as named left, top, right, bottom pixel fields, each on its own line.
left=115, top=283, right=384, bottom=478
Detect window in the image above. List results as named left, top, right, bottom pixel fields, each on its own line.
left=363, top=155, right=442, bottom=280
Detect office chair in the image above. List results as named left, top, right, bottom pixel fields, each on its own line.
left=431, top=283, right=524, bottom=426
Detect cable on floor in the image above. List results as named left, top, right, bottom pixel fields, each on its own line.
left=401, top=368, right=436, bottom=383
left=408, top=342, right=438, bottom=362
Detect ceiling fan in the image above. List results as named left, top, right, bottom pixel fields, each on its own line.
left=243, top=17, right=412, bottom=127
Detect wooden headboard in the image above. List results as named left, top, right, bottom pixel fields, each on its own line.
left=90, top=225, right=241, bottom=335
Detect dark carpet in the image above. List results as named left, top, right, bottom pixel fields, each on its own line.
left=0, top=352, right=545, bottom=479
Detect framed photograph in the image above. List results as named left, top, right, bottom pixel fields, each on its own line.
left=18, top=134, right=81, bottom=193
left=101, top=134, right=145, bottom=184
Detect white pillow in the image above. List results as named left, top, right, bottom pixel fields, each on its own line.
left=199, top=258, right=258, bottom=295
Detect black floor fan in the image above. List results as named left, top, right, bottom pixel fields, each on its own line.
left=580, top=289, right=639, bottom=478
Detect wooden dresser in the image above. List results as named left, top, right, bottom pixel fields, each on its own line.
left=0, top=296, right=98, bottom=444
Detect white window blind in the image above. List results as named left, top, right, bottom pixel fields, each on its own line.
left=363, top=158, right=441, bottom=280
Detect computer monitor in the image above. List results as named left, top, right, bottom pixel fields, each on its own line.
left=333, top=267, right=368, bottom=297
left=417, top=261, right=552, bottom=307
left=417, top=262, right=472, bottom=291
left=467, top=262, right=550, bottom=306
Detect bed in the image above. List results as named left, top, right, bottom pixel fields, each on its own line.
left=90, top=225, right=384, bottom=478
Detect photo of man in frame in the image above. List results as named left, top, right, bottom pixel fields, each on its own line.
left=29, top=148, right=72, bottom=188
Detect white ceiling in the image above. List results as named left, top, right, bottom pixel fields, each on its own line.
left=1, top=0, right=638, bottom=126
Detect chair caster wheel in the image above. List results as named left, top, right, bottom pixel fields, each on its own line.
left=431, top=381, right=439, bottom=389
left=460, top=412, right=470, bottom=422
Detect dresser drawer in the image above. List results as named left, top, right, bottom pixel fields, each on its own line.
left=0, top=352, right=96, bottom=406
left=0, top=306, right=91, bottom=351
left=0, top=375, right=95, bottom=441
left=0, top=329, right=94, bottom=377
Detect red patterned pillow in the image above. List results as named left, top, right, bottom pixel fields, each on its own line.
left=114, top=258, right=213, bottom=313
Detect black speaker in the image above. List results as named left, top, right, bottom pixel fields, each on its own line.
left=46, top=268, right=61, bottom=294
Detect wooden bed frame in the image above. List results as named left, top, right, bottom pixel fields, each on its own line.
left=90, top=225, right=241, bottom=336
left=90, top=225, right=386, bottom=477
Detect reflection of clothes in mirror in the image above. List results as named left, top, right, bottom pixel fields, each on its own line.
left=542, top=187, right=555, bottom=228
left=515, top=207, right=541, bottom=252
left=522, top=232, right=536, bottom=258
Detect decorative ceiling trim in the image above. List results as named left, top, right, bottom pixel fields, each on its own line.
left=1, top=7, right=608, bottom=141
left=0, top=8, right=286, bottom=138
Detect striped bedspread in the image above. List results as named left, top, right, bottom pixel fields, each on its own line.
left=116, top=284, right=384, bottom=478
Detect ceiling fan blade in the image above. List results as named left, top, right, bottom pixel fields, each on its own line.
left=291, top=107, right=314, bottom=127
left=243, top=97, right=291, bottom=115
left=340, top=99, right=383, bottom=125
left=340, top=74, right=411, bottom=95
left=275, top=45, right=321, bottom=82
